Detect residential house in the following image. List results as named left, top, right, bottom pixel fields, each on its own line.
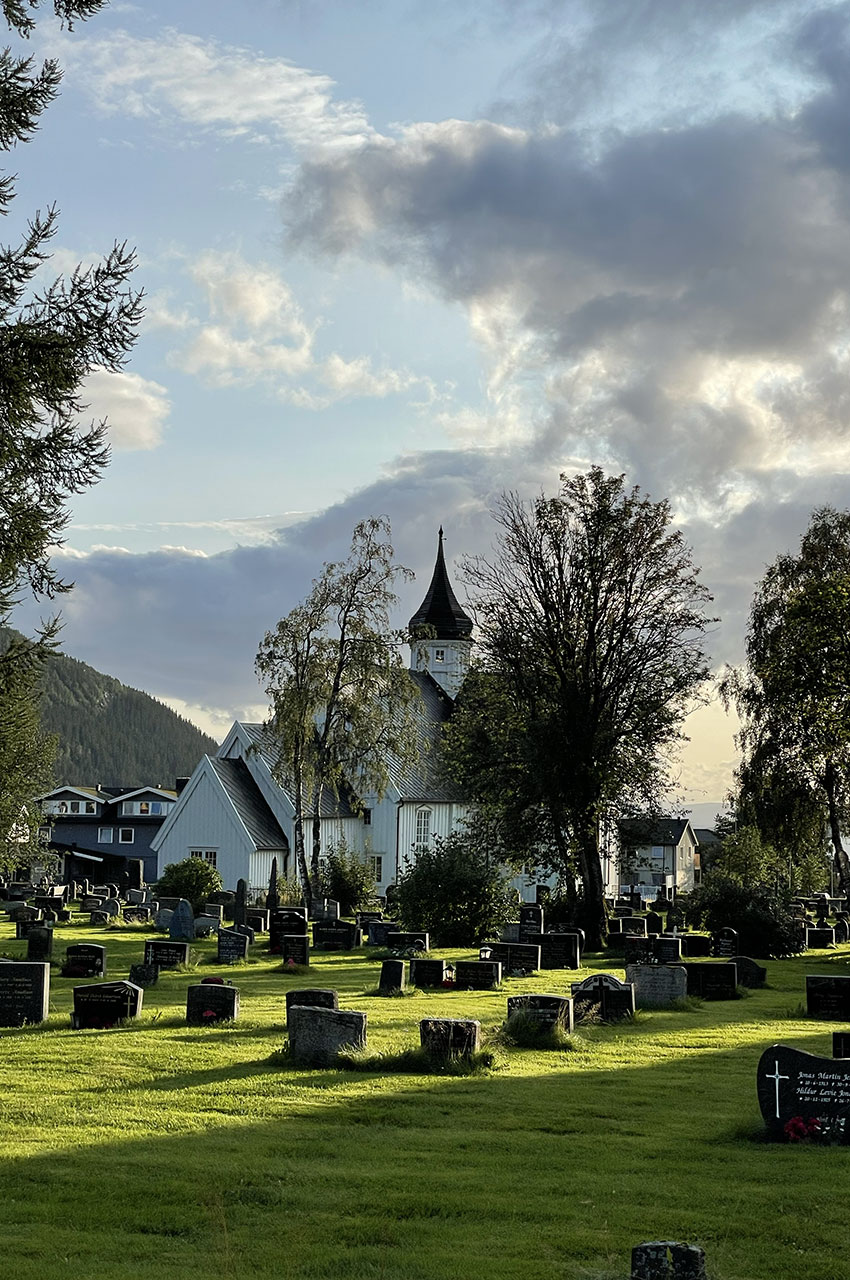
left=616, top=817, right=700, bottom=897
left=39, top=784, right=179, bottom=883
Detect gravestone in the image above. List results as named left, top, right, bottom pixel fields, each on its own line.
left=409, top=958, right=447, bottom=988
left=285, top=988, right=338, bottom=1020
left=367, top=920, right=400, bottom=947
left=712, top=928, right=738, bottom=958
left=679, top=934, right=711, bottom=957
left=72, top=980, right=143, bottom=1029
left=79, top=896, right=105, bottom=914
left=0, top=962, right=49, bottom=1025
left=571, top=973, right=636, bottom=1021
left=653, top=935, right=683, bottom=964
left=128, top=963, right=159, bottom=988
left=607, top=918, right=622, bottom=935
left=281, top=935, right=310, bottom=966
left=806, top=926, right=836, bottom=949
left=518, top=904, right=544, bottom=943
left=730, top=956, right=766, bottom=988
left=202, top=903, right=224, bottom=922
left=269, top=911, right=306, bottom=953
left=194, top=915, right=219, bottom=938
left=622, top=916, right=647, bottom=937
left=480, top=942, right=541, bottom=975
left=623, top=935, right=653, bottom=965
left=500, top=922, right=521, bottom=943
left=626, top=963, right=687, bottom=1008
left=288, top=1005, right=367, bottom=1065
left=169, top=899, right=195, bottom=942
left=123, top=906, right=151, bottom=924
left=833, top=1031, right=850, bottom=1058
left=217, top=929, right=249, bottom=964
left=665, top=906, right=685, bottom=934
left=527, top=931, right=580, bottom=970
left=186, top=983, right=239, bottom=1025
left=26, top=927, right=53, bottom=962
left=630, top=1241, right=707, bottom=1280
left=757, top=1043, right=850, bottom=1142
left=312, top=921, right=361, bottom=951
left=233, top=879, right=248, bottom=929
left=356, top=910, right=383, bottom=927
left=420, top=1017, right=480, bottom=1058
left=62, top=944, right=106, bottom=979
left=385, top=930, right=429, bottom=952
left=154, top=909, right=174, bottom=931
left=806, top=974, right=850, bottom=1020
left=233, top=924, right=256, bottom=944
left=454, top=959, right=502, bottom=989
left=645, top=911, right=664, bottom=936
left=102, top=897, right=121, bottom=919
left=246, top=911, right=269, bottom=933
left=155, top=897, right=181, bottom=912
left=143, top=939, right=190, bottom=969
left=507, top=993, right=573, bottom=1032
left=90, top=910, right=110, bottom=927
left=835, top=919, right=850, bottom=945
left=379, top=959, right=405, bottom=993
left=683, top=962, right=738, bottom=1000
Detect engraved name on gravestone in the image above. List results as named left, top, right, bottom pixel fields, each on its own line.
left=143, top=939, right=190, bottom=969
left=217, top=929, right=249, bottom=964
left=282, top=935, right=310, bottom=966
left=683, top=962, right=738, bottom=1000
left=518, top=905, right=543, bottom=944
left=0, top=962, right=49, bottom=1025
left=806, top=974, right=850, bottom=1020
left=62, top=944, right=106, bottom=979
left=72, top=981, right=143, bottom=1029
left=454, top=959, right=502, bottom=989
left=757, top=1043, right=850, bottom=1140
left=712, top=928, right=738, bottom=958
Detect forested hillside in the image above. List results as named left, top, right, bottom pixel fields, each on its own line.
left=3, top=630, right=219, bottom=785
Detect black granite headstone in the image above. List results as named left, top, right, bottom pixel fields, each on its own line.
left=62, top=944, right=106, bottom=979
left=72, top=980, right=143, bottom=1029
left=143, top=939, right=190, bottom=969
left=282, top=934, right=310, bottom=966
left=480, top=941, right=541, bottom=974
left=454, top=959, right=502, bottom=989
left=379, top=959, right=405, bottom=992
left=26, top=926, right=53, bottom=962
left=217, top=929, right=249, bottom=964
left=653, top=935, right=683, bottom=964
left=128, top=963, right=159, bottom=988
left=507, top=993, right=573, bottom=1032
left=684, top=962, right=738, bottom=1000
left=409, top=958, right=447, bottom=988
left=757, top=1043, right=850, bottom=1141
left=806, top=974, right=850, bottom=1020
left=285, top=988, right=338, bottom=1020
left=420, top=1017, right=480, bottom=1058
left=0, top=962, right=49, bottom=1025
left=313, top=920, right=361, bottom=950
left=518, top=904, right=544, bottom=943
left=712, top=928, right=738, bottom=958
left=527, top=931, right=580, bottom=970
left=186, top=983, right=239, bottom=1025
left=385, top=930, right=429, bottom=952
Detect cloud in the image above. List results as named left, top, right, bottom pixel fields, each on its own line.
left=82, top=369, right=170, bottom=451
left=58, top=28, right=374, bottom=152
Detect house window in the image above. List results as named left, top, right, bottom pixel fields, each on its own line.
left=363, top=808, right=372, bottom=826
left=435, top=648, right=445, bottom=663
left=98, top=827, right=113, bottom=844
left=369, top=854, right=383, bottom=882
left=414, top=807, right=432, bottom=850
left=119, top=828, right=134, bottom=844
left=191, top=849, right=217, bottom=867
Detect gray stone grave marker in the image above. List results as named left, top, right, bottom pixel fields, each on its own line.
left=169, top=899, right=195, bottom=942
left=409, top=958, right=447, bottom=988
left=626, top=963, right=687, bottom=1008
left=26, top=926, right=53, bottom=962
left=479, top=941, right=541, bottom=974
left=288, top=1005, right=367, bottom=1065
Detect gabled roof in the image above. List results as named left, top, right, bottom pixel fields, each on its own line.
left=110, top=787, right=178, bottom=803
left=408, top=528, right=473, bottom=641
left=618, top=818, right=693, bottom=847
left=208, top=757, right=290, bottom=850
left=693, top=827, right=721, bottom=846
left=38, top=786, right=110, bottom=803
left=231, top=723, right=358, bottom=818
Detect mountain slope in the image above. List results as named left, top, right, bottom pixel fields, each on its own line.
left=3, top=630, right=220, bottom=785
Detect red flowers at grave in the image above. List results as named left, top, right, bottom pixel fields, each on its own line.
left=202, top=1010, right=217, bottom=1019
left=784, top=1115, right=822, bottom=1143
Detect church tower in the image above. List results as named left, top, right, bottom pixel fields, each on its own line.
left=408, top=528, right=473, bottom=699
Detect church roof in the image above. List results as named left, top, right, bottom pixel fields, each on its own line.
left=408, top=528, right=473, bottom=640
left=208, top=757, right=290, bottom=849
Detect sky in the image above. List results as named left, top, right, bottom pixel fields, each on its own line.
left=11, top=0, right=850, bottom=813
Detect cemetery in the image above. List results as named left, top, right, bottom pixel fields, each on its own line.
left=1, top=890, right=850, bottom=1280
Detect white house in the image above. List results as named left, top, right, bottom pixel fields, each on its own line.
left=152, top=530, right=473, bottom=894
left=616, top=817, right=699, bottom=896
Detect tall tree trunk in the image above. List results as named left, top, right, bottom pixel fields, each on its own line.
left=573, top=807, right=607, bottom=950
left=824, top=758, right=850, bottom=894
left=310, top=782, right=323, bottom=901
left=292, top=750, right=312, bottom=908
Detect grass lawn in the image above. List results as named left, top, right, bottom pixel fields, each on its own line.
left=1, top=920, right=848, bottom=1280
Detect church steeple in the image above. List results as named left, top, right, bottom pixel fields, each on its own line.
left=409, top=528, right=472, bottom=698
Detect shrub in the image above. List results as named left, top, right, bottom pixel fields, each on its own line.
left=156, top=858, right=223, bottom=913
left=687, top=874, right=804, bottom=958
left=394, top=831, right=517, bottom=946
left=320, top=840, right=376, bottom=915
left=276, top=874, right=304, bottom=906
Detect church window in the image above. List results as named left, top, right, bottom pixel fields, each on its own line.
left=414, top=807, right=432, bottom=850
left=363, top=808, right=372, bottom=825
left=191, top=849, right=217, bottom=867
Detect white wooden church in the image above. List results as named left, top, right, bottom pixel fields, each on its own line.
left=151, top=530, right=477, bottom=896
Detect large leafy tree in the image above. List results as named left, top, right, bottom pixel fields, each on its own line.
left=724, top=507, right=850, bottom=893
left=256, top=517, right=420, bottom=906
left=446, top=468, right=714, bottom=948
left=0, top=0, right=142, bottom=874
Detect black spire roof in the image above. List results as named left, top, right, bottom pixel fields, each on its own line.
left=409, top=528, right=473, bottom=640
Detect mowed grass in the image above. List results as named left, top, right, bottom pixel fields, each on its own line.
left=1, top=922, right=849, bottom=1280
